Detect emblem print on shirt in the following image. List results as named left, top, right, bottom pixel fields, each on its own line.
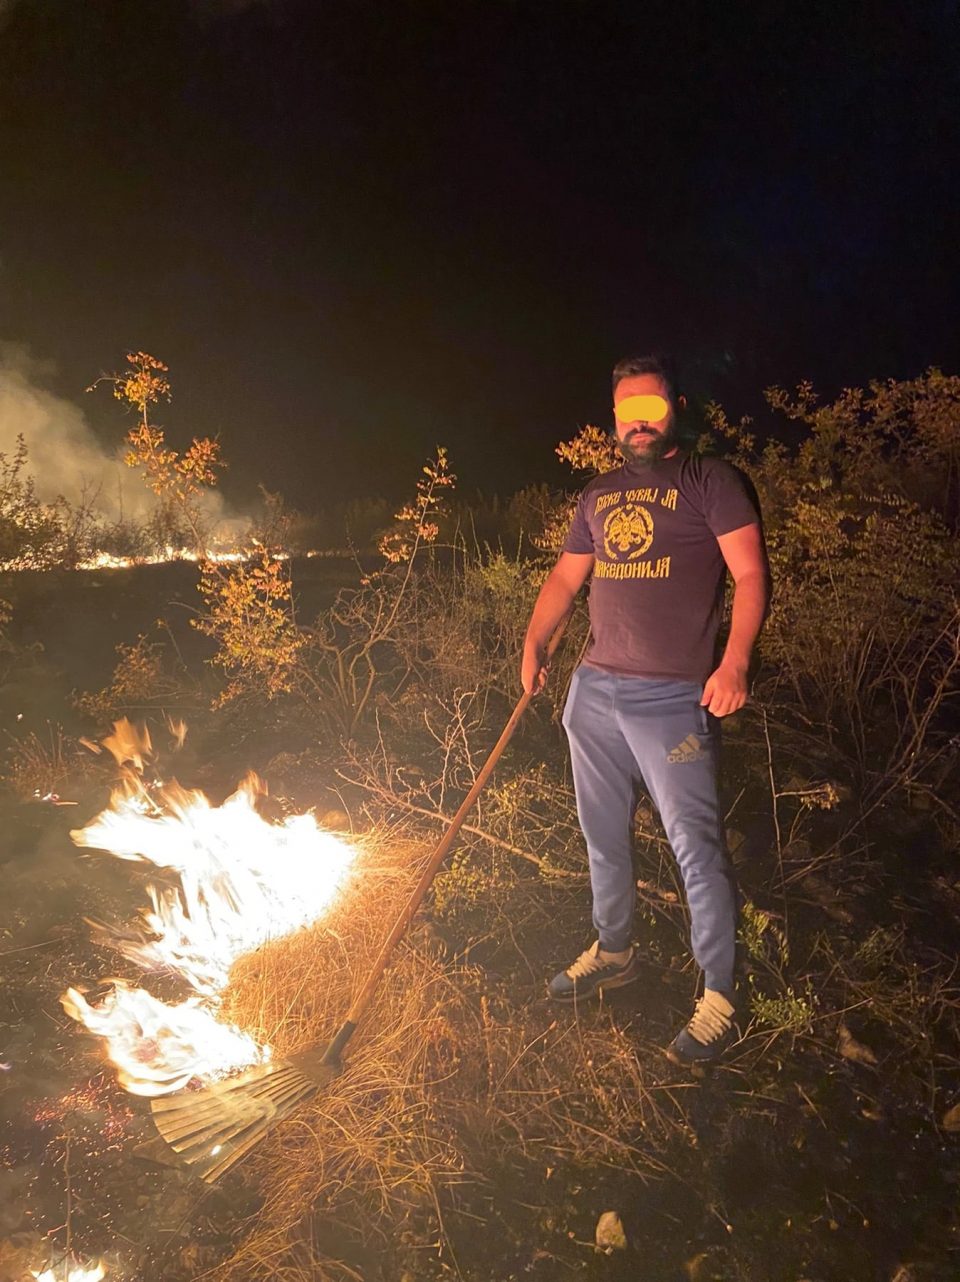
left=667, top=733, right=706, bottom=764
left=602, top=503, right=655, bottom=562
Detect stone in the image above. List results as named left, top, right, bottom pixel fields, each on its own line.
left=594, top=1210, right=628, bottom=1253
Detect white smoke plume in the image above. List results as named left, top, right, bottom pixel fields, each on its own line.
left=0, top=342, right=237, bottom=536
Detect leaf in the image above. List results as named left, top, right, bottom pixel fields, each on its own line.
left=838, top=1023, right=878, bottom=1066
left=941, top=1102, right=960, bottom=1132
left=725, top=828, right=746, bottom=857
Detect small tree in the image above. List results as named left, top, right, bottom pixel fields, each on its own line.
left=91, top=352, right=304, bottom=705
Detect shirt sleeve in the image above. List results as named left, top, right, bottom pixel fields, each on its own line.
left=701, top=461, right=761, bottom=537
left=561, top=490, right=596, bottom=554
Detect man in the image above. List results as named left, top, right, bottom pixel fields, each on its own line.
left=522, top=354, right=770, bottom=1062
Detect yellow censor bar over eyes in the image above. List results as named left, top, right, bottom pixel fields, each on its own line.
left=614, top=394, right=669, bottom=424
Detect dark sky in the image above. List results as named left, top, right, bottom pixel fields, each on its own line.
left=1, top=0, right=958, bottom=508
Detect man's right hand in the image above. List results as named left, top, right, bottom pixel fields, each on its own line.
left=521, top=644, right=549, bottom=694
left=520, top=551, right=594, bottom=695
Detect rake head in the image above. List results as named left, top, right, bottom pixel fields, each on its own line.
left=150, top=1045, right=340, bottom=1182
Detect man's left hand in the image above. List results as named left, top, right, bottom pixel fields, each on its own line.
left=700, top=661, right=749, bottom=718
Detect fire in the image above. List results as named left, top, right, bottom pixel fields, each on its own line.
left=61, top=982, right=269, bottom=1095
left=77, top=546, right=255, bottom=570
left=63, top=726, right=356, bottom=1095
left=32, top=1259, right=105, bottom=1282
left=72, top=774, right=355, bottom=996
left=74, top=545, right=321, bottom=571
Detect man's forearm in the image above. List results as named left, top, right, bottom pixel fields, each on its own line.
left=721, top=570, right=770, bottom=669
left=524, top=572, right=578, bottom=653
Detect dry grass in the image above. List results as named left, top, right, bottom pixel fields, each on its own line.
left=206, top=823, right=692, bottom=1280
left=2, top=722, right=95, bottom=800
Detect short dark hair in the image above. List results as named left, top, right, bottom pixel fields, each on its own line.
left=611, top=353, right=681, bottom=406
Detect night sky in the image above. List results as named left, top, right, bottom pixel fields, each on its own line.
left=1, top=0, right=958, bottom=509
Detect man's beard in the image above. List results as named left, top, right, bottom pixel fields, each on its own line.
left=616, top=420, right=680, bottom=464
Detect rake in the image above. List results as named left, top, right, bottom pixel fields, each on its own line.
left=150, top=618, right=569, bottom=1182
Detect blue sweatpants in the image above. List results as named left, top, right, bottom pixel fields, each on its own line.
left=561, top=665, right=737, bottom=994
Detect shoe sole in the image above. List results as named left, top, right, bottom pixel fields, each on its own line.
left=664, top=1031, right=735, bottom=1066
left=548, top=967, right=641, bottom=1003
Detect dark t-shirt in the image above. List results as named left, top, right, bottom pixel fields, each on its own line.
left=562, top=451, right=760, bottom=682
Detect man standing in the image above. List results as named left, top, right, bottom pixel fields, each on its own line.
left=522, top=354, right=770, bottom=1062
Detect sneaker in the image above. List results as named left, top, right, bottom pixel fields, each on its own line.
left=547, top=941, right=640, bottom=1002
left=667, top=988, right=736, bottom=1063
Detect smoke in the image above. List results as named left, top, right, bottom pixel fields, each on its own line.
left=0, top=342, right=235, bottom=535
left=0, top=342, right=147, bottom=521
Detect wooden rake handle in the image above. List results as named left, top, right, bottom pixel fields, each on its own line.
left=321, top=611, right=572, bottom=1067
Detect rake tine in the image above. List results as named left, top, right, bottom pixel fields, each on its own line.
left=155, top=1096, right=273, bottom=1149
left=152, top=1091, right=270, bottom=1142
left=166, top=1109, right=265, bottom=1157
left=151, top=1094, right=256, bottom=1137
left=151, top=1061, right=284, bottom=1114
left=152, top=1063, right=300, bottom=1118
left=153, top=1070, right=318, bottom=1158
left=194, top=1089, right=319, bottom=1184
left=152, top=1076, right=297, bottom=1146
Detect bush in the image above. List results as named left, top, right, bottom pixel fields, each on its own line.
left=0, top=436, right=97, bottom=570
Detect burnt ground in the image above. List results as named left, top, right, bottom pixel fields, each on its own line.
left=1, top=562, right=960, bottom=1282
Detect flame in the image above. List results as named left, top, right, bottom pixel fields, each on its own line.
left=32, top=1259, right=105, bottom=1282
left=166, top=715, right=187, bottom=749
left=75, top=545, right=305, bottom=570
left=101, top=718, right=152, bottom=771
left=74, top=774, right=355, bottom=996
left=63, top=738, right=356, bottom=1095
left=61, top=982, right=268, bottom=1095
left=76, top=545, right=261, bottom=570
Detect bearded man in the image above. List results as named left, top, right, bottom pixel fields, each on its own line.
left=522, top=353, right=770, bottom=1061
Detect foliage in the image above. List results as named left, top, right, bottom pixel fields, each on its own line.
left=196, top=552, right=305, bottom=705
left=0, top=436, right=99, bottom=570
left=101, top=348, right=171, bottom=417
left=706, top=367, right=960, bottom=529
left=748, top=983, right=816, bottom=1035
left=73, top=633, right=197, bottom=724
left=432, top=846, right=516, bottom=926
left=740, top=898, right=790, bottom=971
left=704, top=370, right=960, bottom=802
left=92, top=351, right=231, bottom=553
left=280, top=448, right=468, bottom=736
left=530, top=424, right=620, bottom=553
left=448, top=483, right=558, bottom=555
left=554, top=422, right=619, bottom=475
left=91, top=352, right=307, bottom=707
left=91, top=351, right=225, bottom=555
left=1, top=721, right=95, bottom=800
left=377, top=446, right=456, bottom=562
